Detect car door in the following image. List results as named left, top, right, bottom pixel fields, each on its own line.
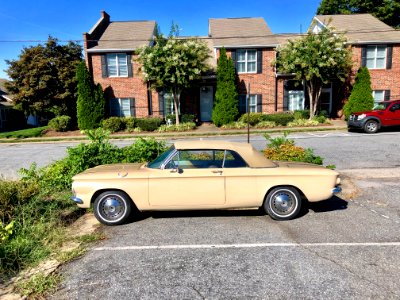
left=386, top=103, right=400, bottom=126
left=222, top=150, right=261, bottom=207
left=148, top=149, right=226, bottom=208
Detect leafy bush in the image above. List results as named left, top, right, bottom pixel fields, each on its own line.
left=238, top=113, right=268, bottom=126
left=165, top=114, right=177, bottom=124
left=102, top=117, right=125, bottom=133
left=158, top=122, right=196, bottom=132
left=48, top=115, right=72, bottom=132
left=313, top=115, right=327, bottom=123
left=293, top=110, right=310, bottom=120
left=124, top=117, right=135, bottom=131
left=135, top=117, right=164, bottom=131
left=20, top=129, right=167, bottom=191
left=287, top=119, right=320, bottom=127
left=254, top=121, right=277, bottom=128
left=263, top=132, right=323, bottom=165
left=343, top=67, right=374, bottom=119
left=181, top=114, right=196, bottom=123
left=264, top=113, right=295, bottom=126
left=221, top=121, right=248, bottom=129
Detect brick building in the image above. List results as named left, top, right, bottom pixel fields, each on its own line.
left=83, top=11, right=400, bottom=121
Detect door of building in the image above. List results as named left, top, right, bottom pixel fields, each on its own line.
left=200, top=86, right=213, bottom=122
left=319, top=85, right=332, bottom=115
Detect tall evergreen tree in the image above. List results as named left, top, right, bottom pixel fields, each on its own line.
left=212, top=48, right=239, bottom=126
left=343, top=67, right=374, bottom=119
left=76, top=62, right=105, bottom=130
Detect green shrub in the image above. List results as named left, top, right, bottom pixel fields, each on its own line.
left=238, top=113, right=268, bottom=126
left=181, top=114, right=196, bottom=123
left=264, top=113, right=295, bottom=126
left=48, top=115, right=72, bottom=132
left=121, top=137, right=166, bottom=163
left=287, top=119, right=320, bottom=127
left=158, top=122, right=196, bottom=132
left=165, top=114, right=177, bottom=124
left=293, top=110, right=310, bottom=120
left=124, top=117, right=135, bottom=131
left=313, top=115, right=327, bottom=123
left=135, top=117, right=164, bottom=131
left=343, top=67, right=374, bottom=119
left=221, top=121, right=248, bottom=129
left=102, top=117, right=125, bottom=133
left=263, top=132, right=323, bottom=165
left=254, top=121, right=277, bottom=128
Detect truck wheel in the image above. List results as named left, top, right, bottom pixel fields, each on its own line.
left=364, top=120, right=378, bottom=133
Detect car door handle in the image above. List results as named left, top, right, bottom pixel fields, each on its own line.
left=212, top=170, right=223, bottom=175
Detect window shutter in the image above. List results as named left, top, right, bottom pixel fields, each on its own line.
left=257, top=50, right=263, bottom=74
left=386, top=46, right=392, bottom=69
left=130, top=98, right=136, bottom=117
left=361, top=47, right=367, bottom=67
left=384, top=90, right=391, bottom=101
left=158, top=92, right=165, bottom=117
left=127, top=54, right=133, bottom=77
left=283, top=81, right=289, bottom=111
left=101, top=55, right=108, bottom=78
left=230, top=49, right=237, bottom=71
left=257, top=94, right=262, bottom=112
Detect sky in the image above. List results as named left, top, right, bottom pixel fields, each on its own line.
left=0, top=0, right=322, bottom=79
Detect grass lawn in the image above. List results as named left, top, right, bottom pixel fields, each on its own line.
left=0, top=126, right=48, bottom=138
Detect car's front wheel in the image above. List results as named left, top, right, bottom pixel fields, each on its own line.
left=93, top=191, right=132, bottom=225
left=264, top=187, right=302, bottom=220
left=364, top=120, right=379, bottom=133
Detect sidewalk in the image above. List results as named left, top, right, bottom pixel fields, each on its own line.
left=0, top=119, right=348, bottom=143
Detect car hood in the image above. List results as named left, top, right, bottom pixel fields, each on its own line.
left=351, top=109, right=382, bottom=115
left=72, top=163, right=145, bottom=180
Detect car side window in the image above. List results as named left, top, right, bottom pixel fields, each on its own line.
left=165, top=150, right=224, bottom=169
left=391, top=103, right=400, bottom=111
left=223, top=150, right=248, bottom=168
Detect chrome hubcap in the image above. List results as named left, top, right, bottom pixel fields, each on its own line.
left=271, top=191, right=296, bottom=215
left=99, top=196, right=125, bottom=220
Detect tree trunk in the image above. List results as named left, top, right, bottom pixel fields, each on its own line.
left=306, top=79, right=322, bottom=119
left=173, top=85, right=180, bottom=125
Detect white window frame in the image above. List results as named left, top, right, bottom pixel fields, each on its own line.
left=164, top=93, right=180, bottom=116
left=106, top=53, right=128, bottom=77
left=366, top=46, right=387, bottom=69
left=237, top=49, right=257, bottom=73
left=239, top=94, right=258, bottom=113
left=110, top=98, right=132, bottom=117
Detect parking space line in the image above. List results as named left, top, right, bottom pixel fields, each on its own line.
left=93, top=242, right=400, bottom=251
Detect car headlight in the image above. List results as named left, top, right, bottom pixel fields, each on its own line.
left=357, top=114, right=366, bottom=120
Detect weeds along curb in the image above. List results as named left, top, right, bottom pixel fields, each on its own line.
left=0, top=126, right=347, bottom=144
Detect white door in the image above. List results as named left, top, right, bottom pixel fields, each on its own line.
left=200, top=86, right=213, bottom=121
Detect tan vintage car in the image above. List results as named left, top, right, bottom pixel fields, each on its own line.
left=71, top=140, right=341, bottom=225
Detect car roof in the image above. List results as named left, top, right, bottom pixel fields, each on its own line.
left=173, top=140, right=276, bottom=168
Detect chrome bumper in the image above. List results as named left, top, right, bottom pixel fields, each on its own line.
left=332, top=186, right=342, bottom=194
left=71, top=196, right=83, bottom=204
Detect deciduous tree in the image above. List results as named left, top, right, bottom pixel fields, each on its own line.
left=275, top=27, right=353, bottom=118
left=5, top=36, right=82, bottom=120
left=136, top=31, right=211, bottom=124
left=317, top=0, right=400, bottom=28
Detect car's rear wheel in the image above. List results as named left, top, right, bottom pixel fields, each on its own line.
left=93, top=191, right=132, bottom=225
left=264, top=187, right=302, bottom=220
left=364, top=120, right=379, bottom=133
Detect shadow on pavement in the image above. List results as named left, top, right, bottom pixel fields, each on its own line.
left=308, top=196, right=348, bottom=213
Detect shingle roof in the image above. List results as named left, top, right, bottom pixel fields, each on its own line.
left=274, top=33, right=303, bottom=45
left=209, top=17, right=277, bottom=47
left=87, top=21, right=156, bottom=52
left=314, top=14, right=400, bottom=44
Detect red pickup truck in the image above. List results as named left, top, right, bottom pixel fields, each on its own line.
left=348, top=100, right=400, bottom=133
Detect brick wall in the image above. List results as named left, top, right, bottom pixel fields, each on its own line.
left=89, top=53, right=162, bottom=118
left=351, top=45, right=400, bottom=99
left=222, top=49, right=277, bottom=114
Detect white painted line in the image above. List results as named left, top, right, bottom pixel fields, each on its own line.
left=93, top=242, right=400, bottom=251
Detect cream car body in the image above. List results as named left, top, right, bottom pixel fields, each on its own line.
left=71, top=141, right=341, bottom=225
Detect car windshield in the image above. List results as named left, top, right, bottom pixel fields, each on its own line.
left=373, top=102, right=390, bottom=110
left=147, top=146, right=175, bottom=169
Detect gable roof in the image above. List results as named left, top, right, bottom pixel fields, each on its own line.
left=87, top=20, right=156, bottom=52
left=313, top=14, right=400, bottom=44
left=0, top=79, right=13, bottom=102
left=209, top=17, right=277, bottom=48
